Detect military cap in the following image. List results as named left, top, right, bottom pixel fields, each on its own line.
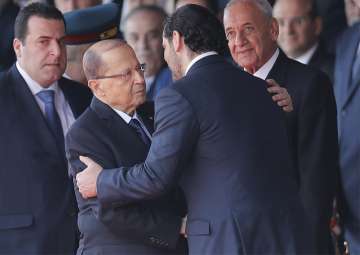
left=64, top=3, right=121, bottom=45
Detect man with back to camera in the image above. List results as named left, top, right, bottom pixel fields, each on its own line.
left=0, top=3, right=91, bottom=254
left=76, top=4, right=313, bottom=254
left=65, top=39, right=187, bottom=254
left=223, top=0, right=339, bottom=253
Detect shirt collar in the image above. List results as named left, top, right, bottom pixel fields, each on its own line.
left=252, top=48, right=279, bottom=80
left=185, top=51, right=218, bottom=75
left=16, top=61, right=59, bottom=95
left=112, top=107, right=141, bottom=124
left=293, top=43, right=318, bottom=65
left=145, top=75, right=155, bottom=92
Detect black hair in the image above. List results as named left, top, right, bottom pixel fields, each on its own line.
left=174, top=0, right=218, bottom=13
left=14, top=2, right=65, bottom=43
left=163, top=4, right=227, bottom=55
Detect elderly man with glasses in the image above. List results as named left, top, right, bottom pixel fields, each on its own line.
left=65, top=39, right=187, bottom=255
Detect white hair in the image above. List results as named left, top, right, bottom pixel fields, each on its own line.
left=225, top=0, right=273, bottom=19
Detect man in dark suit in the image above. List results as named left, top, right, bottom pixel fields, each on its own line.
left=76, top=4, right=313, bottom=254
left=273, top=0, right=334, bottom=82
left=0, top=0, right=19, bottom=71
left=223, top=0, right=339, bottom=254
left=0, top=3, right=91, bottom=254
left=65, top=39, right=187, bottom=255
left=122, top=5, right=173, bottom=101
left=333, top=19, right=360, bottom=255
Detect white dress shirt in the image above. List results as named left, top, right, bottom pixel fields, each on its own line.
left=112, top=108, right=152, bottom=139
left=293, top=43, right=318, bottom=65
left=253, top=49, right=279, bottom=80
left=185, top=51, right=218, bottom=75
left=16, top=62, right=75, bottom=135
left=145, top=75, right=155, bottom=93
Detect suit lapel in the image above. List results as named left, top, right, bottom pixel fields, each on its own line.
left=90, top=98, right=150, bottom=163
left=59, top=77, right=90, bottom=118
left=137, top=101, right=155, bottom=135
left=266, top=50, right=288, bottom=89
left=341, top=25, right=360, bottom=109
left=10, top=66, right=65, bottom=162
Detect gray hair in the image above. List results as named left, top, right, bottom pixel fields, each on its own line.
left=225, top=0, right=273, bottom=19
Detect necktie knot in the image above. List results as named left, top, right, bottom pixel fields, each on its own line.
left=37, top=90, right=55, bottom=104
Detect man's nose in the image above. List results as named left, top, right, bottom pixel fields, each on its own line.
left=138, top=36, right=150, bottom=50
left=134, top=67, right=145, bottom=83
left=49, top=40, right=62, bottom=57
left=234, top=32, right=248, bottom=47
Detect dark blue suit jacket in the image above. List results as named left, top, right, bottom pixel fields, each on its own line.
left=0, top=65, right=91, bottom=254
left=147, top=66, right=172, bottom=101
left=65, top=97, right=187, bottom=255
left=334, top=22, right=360, bottom=254
left=95, top=55, right=314, bottom=254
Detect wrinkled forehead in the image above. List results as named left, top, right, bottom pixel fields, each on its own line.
left=102, top=44, right=139, bottom=70
left=224, top=3, right=268, bottom=29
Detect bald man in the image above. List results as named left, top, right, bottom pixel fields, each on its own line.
left=65, top=39, right=187, bottom=255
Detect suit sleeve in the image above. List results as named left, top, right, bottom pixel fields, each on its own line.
left=297, top=72, right=340, bottom=241
left=65, top=122, right=186, bottom=250
left=97, top=87, right=199, bottom=205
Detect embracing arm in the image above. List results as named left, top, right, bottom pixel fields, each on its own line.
left=93, top=88, right=199, bottom=206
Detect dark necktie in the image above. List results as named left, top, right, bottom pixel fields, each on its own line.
left=37, top=90, right=65, bottom=152
left=128, top=118, right=151, bottom=146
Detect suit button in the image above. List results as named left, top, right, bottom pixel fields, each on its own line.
left=342, top=110, right=347, bottom=117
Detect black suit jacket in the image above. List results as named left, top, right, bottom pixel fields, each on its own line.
left=65, top=97, right=187, bottom=255
left=0, top=65, right=92, bottom=254
left=268, top=51, right=339, bottom=254
left=95, top=55, right=314, bottom=254
left=309, top=42, right=335, bottom=83
left=0, top=1, right=18, bottom=71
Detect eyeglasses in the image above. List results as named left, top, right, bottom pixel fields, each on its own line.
left=95, top=63, right=146, bottom=81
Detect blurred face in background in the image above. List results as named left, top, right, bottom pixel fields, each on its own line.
left=273, top=0, right=321, bottom=58
left=124, top=10, right=165, bottom=78
left=54, top=0, right=102, bottom=13
left=345, top=0, right=360, bottom=26
left=175, top=0, right=209, bottom=9
left=126, top=0, right=158, bottom=11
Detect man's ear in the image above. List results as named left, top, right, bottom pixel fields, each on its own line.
left=88, top=79, right=104, bottom=97
left=172, top=30, right=183, bottom=53
left=13, top=38, right=22, bottom=59
left=314, top=17, right=323, bottom=36
left=270, top=18, right=279, bottom=42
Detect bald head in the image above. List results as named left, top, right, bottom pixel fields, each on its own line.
left=83, top=39, right=128, bottom=80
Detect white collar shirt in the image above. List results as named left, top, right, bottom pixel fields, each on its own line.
left=185, top=51, right=218, bottom=75
left=253, top=48, right=279, bottom=80
left=112, top=107, right=152, bottom=139
left=293, top=43, right=318, bottom=65
left=16, top=62, right=75, bottom=135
